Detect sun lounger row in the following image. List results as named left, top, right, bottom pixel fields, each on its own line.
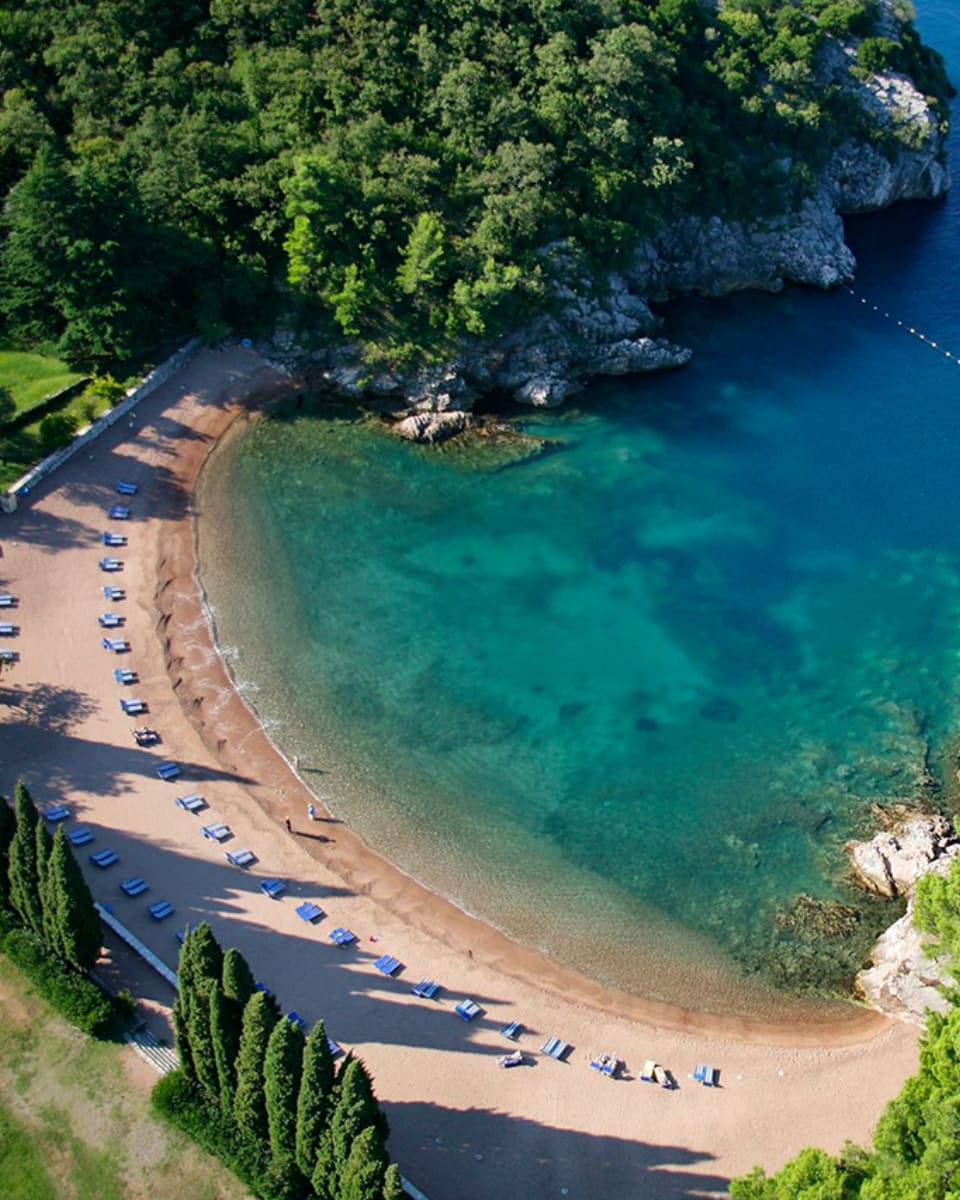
left=101, top=637, right=129, bottom=652
left=116, top=480, right=138, bottom=496
left=692, top=1063, right=718, bottom=1087
left=121, top=876, right=149, bottom=896
left=201, top=822, right=230, bottom=841
left=120, top=697, right=146, bottom=715
left=0, top=622, right=17, bottom=635
left=455, top=999, right=482, bottom=1022
left=412, top=978, right=440, bottom=999
left=260, top=878, right=286, bottom=899
left=104, top=586, right=125, bottom=601
left=590, top=1052, right=620, bottom=1078
left=155, top=762, right=181, bottom=780
left=99, top=557, right=123, bottom=572
left=43, top=803, right=69, bottom=822
left=329, top=926, right=356, bottom=946
left=91, top=848, right=118, bottom=868
left=296, top=901, right=323, bottom=923
left=226, top=848, right=256, bottom=867
left=68, top=826, right=94, bottom=846
left=176, top=793, right=206, bottom=812
left=101, top=532, right=126, bottom=547
left=541, top=1036, right=570, bottom=1061
left=374, top=954, right=401, bottom=976
left=0, top=594, right=16, bottom=607
left=100, top=613, right=123, bottom=628
left=109, top=504, right=130, bottom=520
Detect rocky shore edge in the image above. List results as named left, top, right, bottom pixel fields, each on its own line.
left=848, top=811, right=958, bottom=1025
left=268, top=9, right=949, bottom=441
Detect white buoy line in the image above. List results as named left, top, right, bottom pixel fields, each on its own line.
left=844, top=285, right=958, bottom=363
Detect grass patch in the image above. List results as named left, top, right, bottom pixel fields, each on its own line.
left=0, top=955, right=252, bottom=1200
left=0, top=1102, right=59, bottom=1199
left=0, top=339, right=86, bottom=414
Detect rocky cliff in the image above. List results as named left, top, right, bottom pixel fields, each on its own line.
left=274, top=9, right=949, bottom=438
left=848, top=814, right=958, bottom=1025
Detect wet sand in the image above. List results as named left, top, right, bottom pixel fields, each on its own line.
left=0, top=345, right=919, bottom=1199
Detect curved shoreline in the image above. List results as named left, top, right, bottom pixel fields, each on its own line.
left=164, top=366, right=888, bottom=1046
left=1, top=345, right=922, bottom=1199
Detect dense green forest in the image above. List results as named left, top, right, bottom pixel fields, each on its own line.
left=0, top=0, right=951, bottom=367
left=731, top=859, right=960, bottom=1199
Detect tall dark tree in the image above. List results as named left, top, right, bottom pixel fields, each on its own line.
left=190, top=978, right=222, bottom=1099
left=233, top=989, right=279, bottom=1144
left=209, top=982, right=243, bottom=1109
left=222, top=946, right=257, bottom=1006
left=0, top=795, right=15, bottom=905
left=265, top=1016, right=305, bottom=1161
left=7, top=780, right=43, bottom=933
left=296, top=1018, right=336, bottom=1176
left=312, top=1058, right=385, bottom=1200
left=174, top=924, right=224, bottom=1081
left=43, top=825, right=101, bottom=971
left=36, top=816, right=54, bottom=944
left=382, top=1164, right=404, bottom=1200
left=340, top=1125, right=389, bottom=1200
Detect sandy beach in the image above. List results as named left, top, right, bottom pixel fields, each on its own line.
left=0, top=345, right=920, bottom=1200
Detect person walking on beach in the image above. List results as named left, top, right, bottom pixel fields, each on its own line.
left=284, top=817, right=292, bottom=833
left=308, top=803, right=316, bottom=821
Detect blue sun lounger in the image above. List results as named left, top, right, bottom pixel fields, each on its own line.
left=99, top=558, right=123, bottom=572
left=412, top=979, right=440, bottom=999
left=296, top=901, right=323, bottom=923
left=108, top=505, right=130, bottom=520
left=693, top=1064, right=717, bottom=1087
left=254, top=982, right=274, bottom=996
left=225, top=848, right=256, bottom=867
left=455, top=999, right=482, bottom=1022
left=149, top=900, right=175, bottom=920
left=374, top=954, right=401, bottom=976
left=541, top=1036, right=570, bottom=1060
left=120, top=698, right=146, bottom=715
left=101, top=532, right=126, bottom=547
left=287, top=1012, right=306, bottom=1030
left=116, top=481, right=138, bottom=496
left=100, top=613, right=123, bottom=628
left=260, top=878, right=286, bottom=898
left=328, top=927, right=356, bottom=946
left=0, top=623, right=16, bottom=636
left=102, top=638, right=129, bottom=652
left=500, top=1020, right=523, bottom=1040
left=0, top=649, right=16, bottom=663
left=121, top=877, right=149, bottom=897
left=114, top=667, right=137, bottom=684
left=589, top=1052, right=620, bottom=1078
left=43, top=803, right=69, bottom=822
left=175, top=793, right=205, bottom=812
left=155, top=762, right=181, bottom=780
left=328, top=1038, right=343, bottom=1058
left=90, top=848, right=118, bottom=868
left=67, top=827, right=94, bottom=846
left=0, top=594, right=15, bottom=607
left=200, top=822, right=230, bottom=841
left=104, top=586, right=125, bottom=601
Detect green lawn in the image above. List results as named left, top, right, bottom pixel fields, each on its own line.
left=0, top=340, right=86, bottom=414
left=0, top=956, right=251, bottom=1200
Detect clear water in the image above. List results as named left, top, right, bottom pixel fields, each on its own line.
left=199, top=2, right=960, bottom=1016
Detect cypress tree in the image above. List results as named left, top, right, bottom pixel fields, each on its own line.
left=233, top=989, right=279, bottom=1144
left=43, top=826, right=101, bottom=970
left=8, top=780, right=43, bottom=933
left=340, top=1126, right=388, bottom=1200
left=265, top=1016, right=305, bottom=1161
left=0, top=795, right=15, bottom=904
left=222, top=946, right=256, bottom=1006
left=312, top=1059, right=383, bottom=1200
left=209, top=983, right=242, bottom=1110
left=35, top=817, right=55, bottom=946
left=172, top=991, right=195, bottom=1081
left=296, top=1019, right=336, bottom=1176
left=382, top=1164, right=404, bottom=1200
left=190, top=977, right=222, bottom=1099
left=173, top=924, right=223, bottom=1080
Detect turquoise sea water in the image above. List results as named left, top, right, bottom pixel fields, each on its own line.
left=200, top=3, right=960, bottom=1017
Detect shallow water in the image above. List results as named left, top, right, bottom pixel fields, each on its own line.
left=199, top=3, right=960, bottom=1017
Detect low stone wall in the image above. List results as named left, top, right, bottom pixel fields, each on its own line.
left=0, top=337, right=202, bottom=514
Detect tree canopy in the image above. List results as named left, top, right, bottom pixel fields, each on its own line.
left=0, top=0, right=951, bottom=367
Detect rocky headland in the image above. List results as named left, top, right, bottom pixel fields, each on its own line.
left=849, top=812, right=958, bottom=1025
left=270, top=7, right=950, bottom=441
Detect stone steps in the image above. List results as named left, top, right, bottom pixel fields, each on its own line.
left=124, top=1028, right=178, bottom=1075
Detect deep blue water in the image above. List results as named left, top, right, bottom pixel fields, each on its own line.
left=199, top=3, right=960, bottom=1016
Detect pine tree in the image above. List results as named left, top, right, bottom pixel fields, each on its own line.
left=43, top=826, right=101, bottom=970
left=233, top=989, right=279, bottom=1144
left=7, top=780, right=43, bottom=933
left=35, top=817, right=56, bottom=946
left=265, top=1016, right=305, bottom=1161
left=222, top=946, right=256, bottom=1006
left=340, top=1126, right=388, bottom=1200
left=312, top=1059, right=384, bottom=1200
left=296, top=1019, right=336, bottom=1176
left=209, top=983, right=242, bottom=1110
left=382, top=1164, right=404, bottom=1200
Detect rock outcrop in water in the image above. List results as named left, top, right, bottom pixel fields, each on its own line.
left=271, top=6, right=950, bottom=439
left=850, top=814, right=959, bottom=1024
